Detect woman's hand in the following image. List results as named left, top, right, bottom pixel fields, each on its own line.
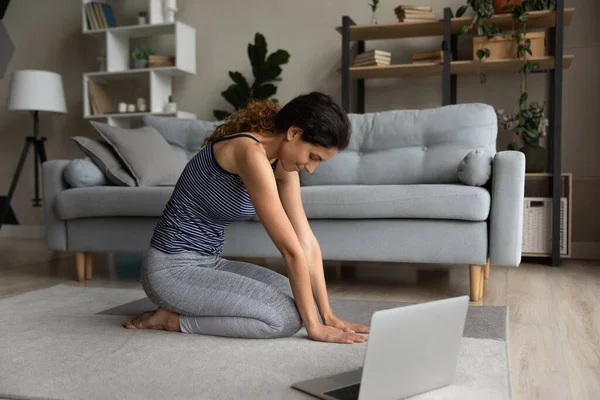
left=323, top=314, right=370, bottom=335
left=307, top=322, right=368, bottom=344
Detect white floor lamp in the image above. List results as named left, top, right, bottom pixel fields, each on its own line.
left=0, top=69, right=67, bottom=229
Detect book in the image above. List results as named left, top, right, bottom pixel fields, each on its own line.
left=84, top=2, right=117, bottom=30
left=353, top=60, right=391, bottom=67
left=412, top=49, right=444, bottom=64
left=411, top=49, right=443, bottom=62
left=394, top=4, right=436, bottom=22
left=353, top=49, right=391, bottom=67
left=394, top=5, right=433, bottom=12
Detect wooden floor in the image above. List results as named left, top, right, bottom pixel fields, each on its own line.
left=2, top=238, right=599, bottom=400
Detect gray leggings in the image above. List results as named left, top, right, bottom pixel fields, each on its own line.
left=141, top=247, right=303, bottom=339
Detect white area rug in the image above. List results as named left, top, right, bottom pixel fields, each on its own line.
left=0, top=284, right=512, bottom=400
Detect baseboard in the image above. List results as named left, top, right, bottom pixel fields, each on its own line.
left=571, top=241, right=600, bottom=260
left=0, top=225, right=45, bottom=239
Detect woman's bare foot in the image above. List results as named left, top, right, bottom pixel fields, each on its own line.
left=123, top=307, right=181, bottom=332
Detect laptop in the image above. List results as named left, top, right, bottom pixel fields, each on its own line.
left=291, top=295, right=469, bottom=400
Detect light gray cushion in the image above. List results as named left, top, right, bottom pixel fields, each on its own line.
left=90, top=121, right=187, bottom=187
left=55, top=183, right=489, bottom=222
left=63, top=158, right=108, bottom=188
left=71, top=136, right=136, bottom=187
left=300, top=103, right=497, bottom=186
left=55, top=186, right=174, bottom=220
left=457, top=149, right=493, bottom=186
left=297, top=184, right=490, bottom=221
left=143, top=115, right=222, bottom=161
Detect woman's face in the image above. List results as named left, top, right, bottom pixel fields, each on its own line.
left=278, top=127, right=338, bottom=173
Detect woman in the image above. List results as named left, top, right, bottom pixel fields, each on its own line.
left=123, top=92, right=369, bottom=344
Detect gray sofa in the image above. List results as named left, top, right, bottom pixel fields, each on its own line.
left=42, top=103, right=525, bottom=301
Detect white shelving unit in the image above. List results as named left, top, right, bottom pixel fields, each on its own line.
left=82, top=0, right=196, bottom=127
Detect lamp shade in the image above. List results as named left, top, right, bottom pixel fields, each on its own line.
left=8, top=69, right=67, bottom=113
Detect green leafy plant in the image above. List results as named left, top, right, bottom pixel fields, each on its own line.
left=456, top=0, right=504, bottom=83
left=132, top=47, right=153, bottom=60
left=496, top=102, right=548, bottom=150
left=369, top=0, right=380, bottom=12
left=213, top=33, right=290, bottom=120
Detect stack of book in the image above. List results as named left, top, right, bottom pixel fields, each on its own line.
left=85, top=1, right=117, bottom=30
left=394, top=5, right=436, bottom=23
left=353, top=50, right=391, bottom=67
left=412, top=49, right=443, bottom=64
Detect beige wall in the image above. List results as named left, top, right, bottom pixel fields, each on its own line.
left=0, top=0, right=598, bottom=256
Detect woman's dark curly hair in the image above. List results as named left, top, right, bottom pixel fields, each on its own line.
left=203, top=92, right=350, bottom=150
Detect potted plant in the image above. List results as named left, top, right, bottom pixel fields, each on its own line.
left=213, top=33, right=290, bottom=120
left=496, top=102, right=549, bottom=172
left=132, top=48, right=153, bottom=68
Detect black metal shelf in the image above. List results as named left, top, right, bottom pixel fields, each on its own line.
left=339, top=2, right=570, bottom=266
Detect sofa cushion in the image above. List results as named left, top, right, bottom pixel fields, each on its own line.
left=90, top=121, right=187, bottom=187
left=303, top=184, right=490, bottom=221
left=300, top=103, right=497, bottom=186
left=457, top=149, right=493, bottom=186
left=56, top=184, right=490, bottom=222
left=56, top=187, right=174, bottom=220
left=63, top=158, right=108, bottom=188
left=142, top=115, right=222, bottom=161
left=71, top=136, right=137, bottom=187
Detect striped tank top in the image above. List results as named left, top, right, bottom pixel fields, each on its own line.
left=150, top=133, right=278, bottom=255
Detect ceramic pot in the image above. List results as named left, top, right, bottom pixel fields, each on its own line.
left=520, top=143, right=547, bottom=173
left=494, top=0, right=522, bottom=14
left=134, top=59, right=148, bottom=69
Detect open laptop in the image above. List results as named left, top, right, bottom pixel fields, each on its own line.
left=291, top=295, right=469, bottom=400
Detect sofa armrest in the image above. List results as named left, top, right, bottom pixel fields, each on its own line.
left=489, top=151, right=526, bottom=267
left=42, top=160, right=71, bottom=251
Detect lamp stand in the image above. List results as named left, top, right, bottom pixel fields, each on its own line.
left=0, top=110, right=47, bottom=229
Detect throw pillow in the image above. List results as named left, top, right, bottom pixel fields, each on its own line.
left=71, top=136, right=137, bottom=187
left=143, top=115, right=221, bottom=161
left=89, top=121, right=187, bottom=186
left=457, top=149, right=493, bottom=187
left=63, top=158, right=108, bottom=188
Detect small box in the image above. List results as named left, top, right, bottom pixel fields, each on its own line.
left=522, top=197, right=568, bottom=255
left=473, top=31, right=545, bottom=61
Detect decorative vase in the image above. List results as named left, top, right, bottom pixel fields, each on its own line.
left=520, top=142, right=547, bottom=173
left=370, top=11, right=378, bottom=24
left=134, top=59, right=148, bottom=68
left=493, top=0, right=522, bottom=14
left=164, top=95, right=177, bottom=113
left=163, top=0, right=177, bottom=22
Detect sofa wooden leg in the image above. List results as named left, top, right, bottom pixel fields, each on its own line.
left=479, top=266, right=484, bottom=299
left=469, top=264, right=483, bottom=302
left=85, top=252, right=93, bottom=280
left=335, top=263, right=342, bottom=280
left=75, top=252, right=85, bottom=282
left=484, top=259, right=490, bottom=280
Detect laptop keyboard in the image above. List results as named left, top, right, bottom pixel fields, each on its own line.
left=323, top=383, right=361, bottom=400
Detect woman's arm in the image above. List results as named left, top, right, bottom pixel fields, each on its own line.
left=275, top=169, right=334, bottom=322
left=275, top=165, right=370, bottom=334
left=235, top=144, right=366, bottom=343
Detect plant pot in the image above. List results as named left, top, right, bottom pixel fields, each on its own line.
left=494, top=0, right=522, bottom=14
left=473, top=31, right=545, bottom=61
left=520, top=143, right=547, bottom=173
left=134, top=59, right=148, bottom=68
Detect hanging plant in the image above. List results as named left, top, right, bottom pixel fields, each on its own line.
left=456, top=0, right=504, bottom=83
